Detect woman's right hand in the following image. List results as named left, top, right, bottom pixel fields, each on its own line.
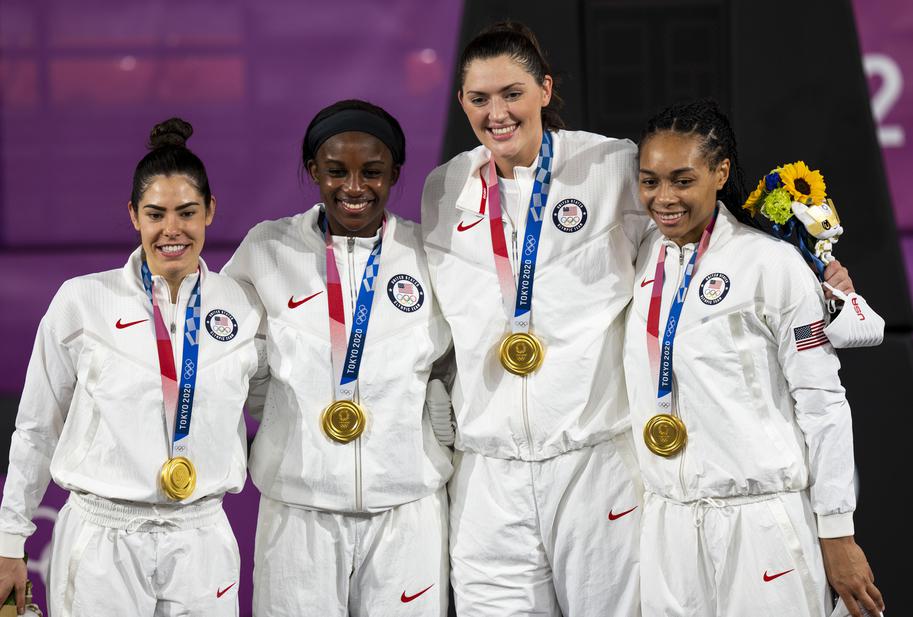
left=0, top=556, right=27, bottom=615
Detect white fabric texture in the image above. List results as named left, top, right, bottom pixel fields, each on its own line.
left=640, top=490, right=830, bottom=617
left=252, top=490, right=448, bottom=617
left=222, top=207, right=453, bottom=514
left=624, top=206, right=856, bottom=538
left=821, top=287, right=885, bottom=348
left=48, top=493, right=240, bottom=617
left=448, top=438, right=642, bottom=617
left=0, top=249, right=265, bottom=557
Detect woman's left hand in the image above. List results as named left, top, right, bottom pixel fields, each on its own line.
left=823, top=259, right=854, bottom=300
left=820, top=536, right=884, bottom=617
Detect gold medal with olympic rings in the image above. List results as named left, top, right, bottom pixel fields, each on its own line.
left=160, top=456, right=197, bottom=500
left=643, top=414, right=687, bottom=457
left=321, top=400, right=367, bottom=443
left=499, top=332, right=545, bottom=376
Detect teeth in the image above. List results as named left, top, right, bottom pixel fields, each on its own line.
left=490, top=125, right=516, bottom=136
left=340, top=201, right=369, bottom=211
left=658, top=211, right=685, bottom=222
left=159, top=244, right=188, bottom=253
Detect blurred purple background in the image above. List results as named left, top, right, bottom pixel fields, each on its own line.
left=1, top=0, right=911, bottom=614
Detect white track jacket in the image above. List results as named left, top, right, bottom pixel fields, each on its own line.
left=624, top=206, right=855, bottom=537
left=0, top=249, right=264, bottom=556
left=422, top=130, right=650, bottom=461
left=222, top=206, right=452, bottom=514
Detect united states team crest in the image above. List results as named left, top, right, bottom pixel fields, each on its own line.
left=205, top=309, right=238, bottom=341
left=552, top=198, right=587, bottom=233
left=699, top=273, right=730, bottom=305
left=387, top=274, right=425, bottom=313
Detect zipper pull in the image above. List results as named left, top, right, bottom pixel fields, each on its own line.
left=347, top=237, right=355, bottom=253
left=679, top=248, right=685, bottom=266
left=170, top=322, right=176, bottom=334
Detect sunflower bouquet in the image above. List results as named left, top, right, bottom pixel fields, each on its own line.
left=742, top=161, right=842, bottom=278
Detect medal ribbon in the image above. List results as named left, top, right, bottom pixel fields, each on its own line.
left=321, top=212, right=386, bottom=402
left=141, top=261, right=202, bottom=457
left=480, top=131, right=554, bottom=333
left=646, top=208, right=718, bottom=415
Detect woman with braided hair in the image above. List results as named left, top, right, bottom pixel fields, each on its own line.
left=625, top=99, right=883, bottom=617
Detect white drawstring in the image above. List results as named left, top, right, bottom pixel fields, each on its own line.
left=692, top=497, right=726, bottom=527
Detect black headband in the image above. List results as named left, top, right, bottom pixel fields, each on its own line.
left=306, top=109, right=404, bottom=164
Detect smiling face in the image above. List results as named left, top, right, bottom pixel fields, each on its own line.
left=128, top=174, right=214, bottom=286
left=459, top=54, right=552, bottom=177
left=307, top=131, right=399, bottom=237
left=638, top=132, right=730, bottom=246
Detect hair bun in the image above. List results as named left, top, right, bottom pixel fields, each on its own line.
left=148, top=117, right=193, bottom=150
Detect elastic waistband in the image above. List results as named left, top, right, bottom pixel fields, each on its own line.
left=68, top=492, right=224, bottom=532
left=647, top=490, right=799, bottom=508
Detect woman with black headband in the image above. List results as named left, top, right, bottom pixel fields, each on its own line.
left=223, top=99, right=454, bottom=616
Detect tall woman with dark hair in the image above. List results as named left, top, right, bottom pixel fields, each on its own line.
left=626, top=99, right=882, bottom=617
left=223, top=99, right=453, bottom=617
left=0, top=118, right=265, bottom=616
left=421, top=22, right=649, bottom=616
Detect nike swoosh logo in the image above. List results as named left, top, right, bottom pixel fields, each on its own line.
left=115, top=318, right=148, bottom=329
left=608, top=506, right=638, bottom=521
left=288, top=291, right=322, bottom=309
left=763, top=569, right=794, bottom=582
left=457, top=218, right=483, bottom=232
left=216, top=582, right=236, bottom=598
left=401, top=584, right=434, bottom=603
left=640, top=278, right=655, bottom=288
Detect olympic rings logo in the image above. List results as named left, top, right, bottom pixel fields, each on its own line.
left=396, top=293, right=417, bottom=305
left=212, top=324, right=232, bottom=336
left=559, top=215, right=581, bottom=226
left=183, top=359, right=195, bottom=380
left=525, top=237, right=537, bottom=254
left=355, top=306, right=368, bottom=325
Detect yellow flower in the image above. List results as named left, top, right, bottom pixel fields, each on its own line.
left=742, top=178, right=765, bottom=216
left=779, top=161, right=826, bottom=205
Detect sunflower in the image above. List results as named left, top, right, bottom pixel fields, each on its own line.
left=742, top=178, right=766, bottom=216
left=779, top=161, right=826, bottom=205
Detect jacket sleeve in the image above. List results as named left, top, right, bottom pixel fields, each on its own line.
left=0, top=288, right=77, bottom=557
left=769, top=259, right=855, bottom=538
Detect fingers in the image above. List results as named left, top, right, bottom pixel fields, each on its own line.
left=867, top=580, right=885, bottom=613
left=14, top=578, right=25, bottom=615
left=823, top=260, right=855, bottom=295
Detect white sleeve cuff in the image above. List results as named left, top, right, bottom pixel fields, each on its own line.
left=816, top=512, right=854, bottom=538
left=0, top=532, right=26, bottom=558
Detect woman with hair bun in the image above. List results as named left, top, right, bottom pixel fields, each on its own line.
left=0, top=118, right=266, bottom=616
left=223, top=99, right=453, bottom=616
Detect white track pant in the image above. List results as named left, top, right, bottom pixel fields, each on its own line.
left=449, top=436, right=643, bottom=617
left=252, top=489, right=448, bottom=617
left=47, top=492, right=240, bottom=617
left=641, top=490, right=831, bottom=617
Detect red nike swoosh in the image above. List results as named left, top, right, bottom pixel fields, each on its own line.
left=401, top=584, right=434, bottom=603
left=640, top=278, right=655, bottom=288
left=763, top=569, right=794, bottom=582
left=457, top=218, right=483, bottom=232
left=216, top=582, right=236, bottom=598
left=115, top=318, right=148, bottom=329
left=608, top=506, right=638, bottom=521
left=288, top=291, right=322, bottom=309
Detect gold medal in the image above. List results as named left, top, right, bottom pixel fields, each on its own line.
left=643, top=414, right=687, bottom=457
left=321, top=400, right=367, bottom=443
left=160, top=456, right=196, bottom=500
left=499, top=332, right=545, bottom=375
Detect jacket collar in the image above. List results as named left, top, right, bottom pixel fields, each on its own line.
left=123, top=246, right=209, bottom=294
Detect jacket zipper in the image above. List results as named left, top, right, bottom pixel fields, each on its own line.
left=510, top=226, right=536, bottom=455
left=347, top=237, right=364, bottom=512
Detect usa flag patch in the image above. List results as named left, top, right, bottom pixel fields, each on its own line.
left=794, top=320, right=828, bottom=351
